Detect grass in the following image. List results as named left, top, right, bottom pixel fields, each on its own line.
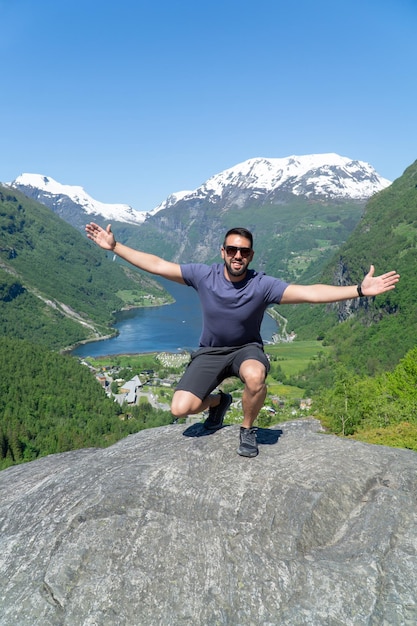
left=265, top=340, right=331, bottom=377
left=349, top=422, right=417, bottom=451
left=266, top=382, right=305, bottom=401
left=115, top=290, right=169, bottom=307
left=86, top=353, right=160, bottom=370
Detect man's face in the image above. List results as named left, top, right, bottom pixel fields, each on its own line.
left=221, top=235, right=254, bottom=279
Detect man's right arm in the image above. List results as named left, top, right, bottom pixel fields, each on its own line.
left=85, top=222, right=185, bottom=284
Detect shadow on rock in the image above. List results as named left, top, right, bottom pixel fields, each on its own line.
left=182, top=423, right=283, bottom=447
left=182, top=423, right=226, bottom=438
left=257, top=427, right=283, bottom=446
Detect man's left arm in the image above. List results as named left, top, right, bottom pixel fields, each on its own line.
left=280, top=265, right=400, bottom=305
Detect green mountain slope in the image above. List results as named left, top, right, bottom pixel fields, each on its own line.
left=0, top=186, right=170, bottom=350
left=124, top=196, right=364, bottom=283
left=283, top=160, right=417, bottom=376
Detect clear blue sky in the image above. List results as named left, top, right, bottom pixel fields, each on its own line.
left=1, top=0, right=416, bottom=212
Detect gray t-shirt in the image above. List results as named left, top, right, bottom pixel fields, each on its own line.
left=180, top=263, right=289, bottom=347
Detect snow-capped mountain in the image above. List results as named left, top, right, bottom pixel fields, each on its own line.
left=152, top=190, right=193, bottom=213
left=138, top=153, right=393, bottom=265
left=7, top=154, right=391, bottom=235
left=8, top=174, right=148, bottom=226
left=153, top=153, right=391, bottom=212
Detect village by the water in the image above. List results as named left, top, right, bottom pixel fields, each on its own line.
left=81, top=340, right=312, bottom=425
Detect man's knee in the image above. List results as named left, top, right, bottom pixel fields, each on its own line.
left=171, top=390, right=202, bottom=417
left=239, top=360, right=267, bottom=393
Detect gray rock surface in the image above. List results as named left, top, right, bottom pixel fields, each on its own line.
left=1, top=419, right=417, bottom=626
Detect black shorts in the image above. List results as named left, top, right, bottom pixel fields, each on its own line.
left=175, top=343, right=270, bottom=400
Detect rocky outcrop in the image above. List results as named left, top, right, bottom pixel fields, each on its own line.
left=1, top=419, right=416, bottom=625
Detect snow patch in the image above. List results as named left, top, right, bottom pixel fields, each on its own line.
left=9, top=174, right=148, bottom=225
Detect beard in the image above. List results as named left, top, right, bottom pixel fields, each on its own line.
left=224, top=258, right=248, bottom=277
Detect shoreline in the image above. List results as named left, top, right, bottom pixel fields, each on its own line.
left=77, top=349, right=191, bottom=360
left=64, top=297, right=176, bottom=356
left=67, top=302, right=281, bottom=360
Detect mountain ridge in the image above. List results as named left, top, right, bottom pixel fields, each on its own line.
left=7, top=153, right=391, bottom=229
left=156, top=153, right=391, bottom=212
left=8, top=173, right=148, bottom=226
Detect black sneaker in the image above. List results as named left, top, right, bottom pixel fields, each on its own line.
left=237, top=426, right=258, bottom=457
left=203, top=392, right=232, bottom=430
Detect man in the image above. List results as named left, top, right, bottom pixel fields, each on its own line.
left=85, top=223, right=400, bottom=458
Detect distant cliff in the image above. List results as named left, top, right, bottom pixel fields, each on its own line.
left=1, top=419, right=416, bottom=625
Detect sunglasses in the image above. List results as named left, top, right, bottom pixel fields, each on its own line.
left=224, top=245, right=252, bottom=259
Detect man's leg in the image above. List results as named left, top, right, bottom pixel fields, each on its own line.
left=239, top=359, right=267, bottom=428
left=171, top=349, right=232, bottom=424
left=236, top=359, right=267, bottom=457
left=171, top=389, right=232, bottom=430
left=170, top=390, right=222, bottom=418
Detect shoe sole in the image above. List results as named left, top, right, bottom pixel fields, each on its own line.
left=237, top=446, right=258, bottom=458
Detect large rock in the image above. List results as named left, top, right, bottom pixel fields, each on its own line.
left=1, top=419, right=416, bottom=625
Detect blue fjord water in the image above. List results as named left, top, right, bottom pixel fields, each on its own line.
left=72, top=278, right=279, bottom=358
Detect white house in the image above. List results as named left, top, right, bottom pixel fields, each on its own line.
left=119, top=375, right=143, bottom=404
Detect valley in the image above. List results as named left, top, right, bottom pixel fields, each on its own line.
left=1, top=154, right=417, bottom=465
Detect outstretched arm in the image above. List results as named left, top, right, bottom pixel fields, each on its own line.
left=85, top=222, right=185, bottom=284
left=281, top=265, right=400, bottom=304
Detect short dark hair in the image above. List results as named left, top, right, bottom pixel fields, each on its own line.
left=223, top=227, right=253, bottom=248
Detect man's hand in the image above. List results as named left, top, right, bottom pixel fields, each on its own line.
left=85, top=222, right=116, bottom=251
left=361, top=265, right=400, bottom=296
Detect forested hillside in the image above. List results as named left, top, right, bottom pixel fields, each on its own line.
left=124, top=195, right=364, bottom=284
left=313, top=345, right=417, bottom=450
left=0, top=337, right=173, bottom=470
left=0, top=186, right=170, bottom=349
left=282, top=160, right=417, bottom=377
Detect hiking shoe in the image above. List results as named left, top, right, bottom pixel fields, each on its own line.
left=203, top=391, right=232, bottom=430
left=237, top=426, right=259, bottom=457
